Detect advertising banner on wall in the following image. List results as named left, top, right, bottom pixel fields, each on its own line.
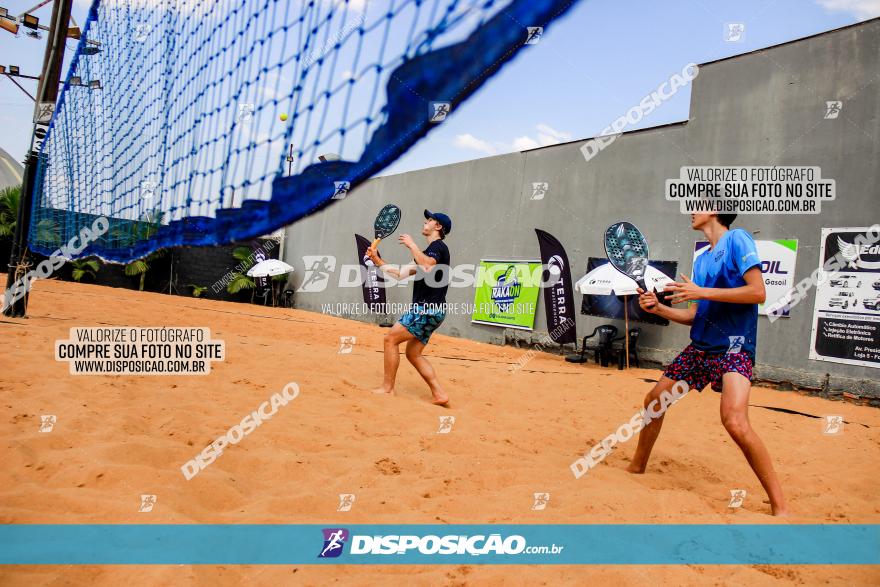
left=694, top=238, right=799, bottom=318
left=809, top=227, right=880, bottom=369
left=471, top=260, right=541, bottom=330
left=355, top=234, right=387, bottom=313
left=535, top=229, right=577, bottom=343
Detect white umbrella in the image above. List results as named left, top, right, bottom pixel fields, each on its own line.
left=574, top=263, right=673, bottom=368
left=575, top=263, right=672, bottom=296
left=247, top=259, right=294, bottom=277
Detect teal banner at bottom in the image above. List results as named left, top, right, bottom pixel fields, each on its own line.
left=0, top=525, right=877, bottom=565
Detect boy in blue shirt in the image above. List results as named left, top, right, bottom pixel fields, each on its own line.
left=629, top=213, right=788, bottom=516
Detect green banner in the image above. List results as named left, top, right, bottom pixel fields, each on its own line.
left=471, top=260, right=541, bottom=330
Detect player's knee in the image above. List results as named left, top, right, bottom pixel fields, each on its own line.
left=405, top=345, right=421, bottom=361
left=721, top=411, right=749, bottom=440
left=643, top=384, right=666, bottom=408
left=383, top=332, right=397, bottom=346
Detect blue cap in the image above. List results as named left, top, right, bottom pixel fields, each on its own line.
left=424, top=209, right=452, bottom=236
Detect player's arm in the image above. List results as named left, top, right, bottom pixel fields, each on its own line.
left=366, top=247, right=418, bottom=278
left=376, top=263, right=418, bottom=279
left=664, top=267, right=766, bottom=305
left=400, top=233, right=438, bottom=271
left=638, top=288, right=698, bottom=325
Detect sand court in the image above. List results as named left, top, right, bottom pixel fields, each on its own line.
left=1, top=277, right=879, bottom=585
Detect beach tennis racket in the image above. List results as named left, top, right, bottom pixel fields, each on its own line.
left=371, top=204, right=401, bottom=248
left=604, top=221, right=649, bottom=291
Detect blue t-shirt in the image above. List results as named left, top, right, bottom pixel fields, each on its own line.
left=690, top=228, right=761, bottom=356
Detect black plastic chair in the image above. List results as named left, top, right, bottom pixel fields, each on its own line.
left=565, top=325, right=618, bottom=366
left=253, top=286, right=271, bottom=306
left=610, top=327, right=641, bottom=370
left=281, top=288, right=295, bottom=308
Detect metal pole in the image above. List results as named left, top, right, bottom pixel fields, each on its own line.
left=4, top=0, right=74, bottom=317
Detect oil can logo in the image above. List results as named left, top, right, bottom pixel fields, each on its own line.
left=39, top=415, right=56, bottom=433
left=491, top=266, right=522, bottom=313
left=337, top=494, right=356, bottom=512
left=531, top=492, right=550, bottom=511
left=728, top=489, right=746, bottom=508
left=822, top=415, right=844, bottom=435
left=319, top=528, right=349, bottom=558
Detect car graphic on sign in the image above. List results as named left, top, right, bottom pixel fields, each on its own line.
left=828, top=297, right=850, bottom=309
left=829, top=276, right=861, bottom=288
left=863, top=297, right=880, bottom=311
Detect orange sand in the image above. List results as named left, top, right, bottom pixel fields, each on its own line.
left=1, top=277, right=878, bottom=585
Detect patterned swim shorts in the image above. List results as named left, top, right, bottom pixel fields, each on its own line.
left=399, top=304, right=446, bottom=345
left=663, top=344, right=754, bottom=393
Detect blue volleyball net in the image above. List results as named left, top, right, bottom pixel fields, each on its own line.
left=29, top=0, right=579, bottom=263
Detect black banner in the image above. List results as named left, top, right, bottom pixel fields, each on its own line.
left=355, top=234, right=387, bottom=313
left=580, top=257, right=676, bottom=326
left=535, top=229, right=576, bottom=344
left=252, top=243, right=268, bottom=290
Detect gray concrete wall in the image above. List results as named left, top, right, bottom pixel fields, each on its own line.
left=282, top=20, right=880, bottom=399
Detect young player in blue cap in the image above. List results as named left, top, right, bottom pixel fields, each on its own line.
left=367, top=210, right=452, bottom=405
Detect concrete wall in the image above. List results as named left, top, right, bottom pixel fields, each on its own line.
left=282, top=20, right=880, bottom=399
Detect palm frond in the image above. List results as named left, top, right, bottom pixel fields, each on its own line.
left=226, top=273, right=255, bottom=294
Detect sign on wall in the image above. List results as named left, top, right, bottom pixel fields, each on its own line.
left=694, top=238, right=799, bottom=318
left=471, top=260, right=541, bottom=330
left=809, top=227, right=880, bottom=369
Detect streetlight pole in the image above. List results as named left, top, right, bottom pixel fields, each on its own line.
left=3, top=0, right=73, bottom=317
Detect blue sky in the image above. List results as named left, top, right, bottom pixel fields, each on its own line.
left=1, top=0, right=877, bottom=177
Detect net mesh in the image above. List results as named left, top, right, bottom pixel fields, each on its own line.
left=29, top=0, right=579, bottom=263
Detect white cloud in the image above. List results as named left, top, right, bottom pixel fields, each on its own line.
left=535, top=123, right=573, bottom=144
left=454, top=134, right=497, bottom=155
left=454, top=124, right=575, bottom=156
left=511, top=136, right=540, bottom=151
left=815, top=0, right=880, bottom=20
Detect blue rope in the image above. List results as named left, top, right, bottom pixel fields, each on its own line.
left=29, top=0, right=581, bottom=263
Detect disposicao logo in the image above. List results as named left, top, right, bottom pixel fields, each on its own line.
left=319, top=528, right=349, bottom=558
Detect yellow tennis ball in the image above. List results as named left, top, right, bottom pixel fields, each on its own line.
left=279, top=113, right=288, bottom=121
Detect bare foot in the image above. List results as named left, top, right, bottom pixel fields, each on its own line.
left=432, top=393, right=449, bottom=406
left=771, top=507, right=791, bottom=517
left=626, top=462, right=646, bottom=474
left=371, top=386, right=394, bottom=396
